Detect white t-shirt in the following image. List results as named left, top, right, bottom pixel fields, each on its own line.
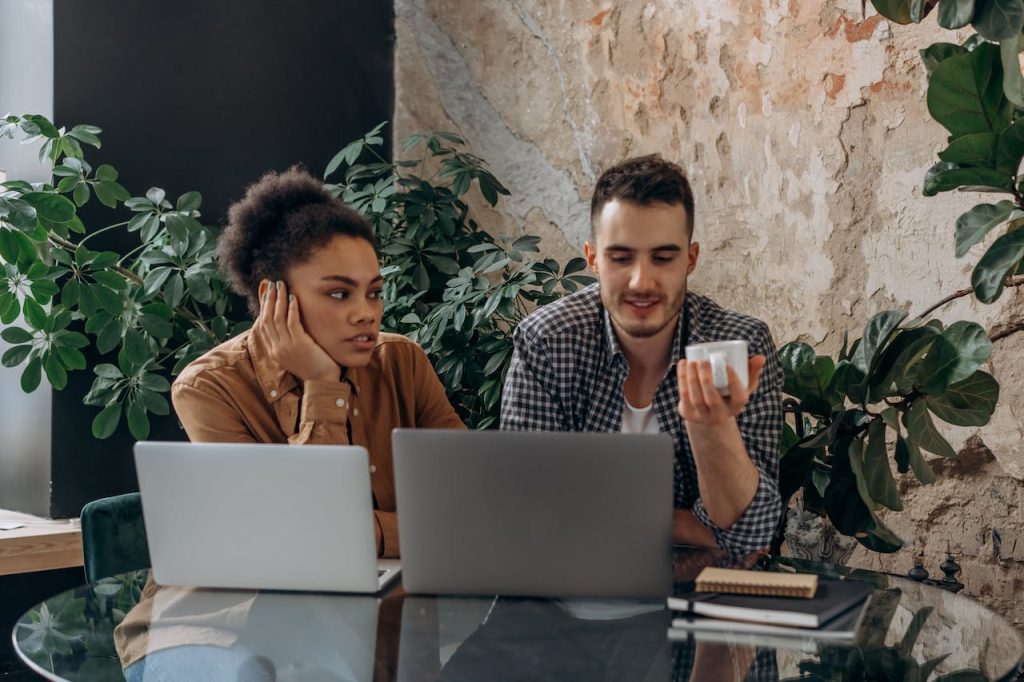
left=621, top=396, right=661, bottom=434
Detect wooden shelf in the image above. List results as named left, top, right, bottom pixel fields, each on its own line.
left=0, top=509, right=83, bottom=576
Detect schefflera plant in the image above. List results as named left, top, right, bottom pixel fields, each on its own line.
left=779, top=310, right=998, bottom=552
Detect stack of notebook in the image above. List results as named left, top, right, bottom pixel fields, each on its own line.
left=667, top=567, right=875, bottom=643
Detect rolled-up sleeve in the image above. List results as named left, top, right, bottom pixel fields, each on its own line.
left=691, top=325, right=784, bottom=555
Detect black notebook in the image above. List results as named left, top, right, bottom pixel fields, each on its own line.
left=669, top=578, right=874, bottom=629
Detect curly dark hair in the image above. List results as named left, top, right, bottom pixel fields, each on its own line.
left=590, top=154, right=695, bottom=238
left=218, top=166, right=377, bottom=316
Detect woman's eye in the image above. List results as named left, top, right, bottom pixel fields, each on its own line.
left=330, top=291, right=349, bottom=300
left=369, top=289, right=384, bottom=300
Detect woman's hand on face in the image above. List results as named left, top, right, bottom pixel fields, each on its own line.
left=254, top=280, right=340, bottom=382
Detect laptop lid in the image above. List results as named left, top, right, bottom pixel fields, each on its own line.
left=392, top=430, right=675, bottom=598
left=134, top=442, right=381, bottom=593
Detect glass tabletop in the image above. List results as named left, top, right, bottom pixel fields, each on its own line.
left=12, top=549, right=1023, bottom=681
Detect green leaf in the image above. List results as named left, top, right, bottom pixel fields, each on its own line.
left=927, top=45, right=1011, bottom=138
left=863, top=419, right=903, bottom=511
left=937, top=132, right=996, bottom=167
left=1, top=344, right=32, bottom=367
left=91, top=284, right=123, bottom=316
left=22, top=298, right=46, bottom=330
left=922, top=162, right=1014, bottom=196
left=937, top=0, right=974, bottom=28
left=139, top=314, right=173, bottom=339
left=92, top=270, right=127, bottom=290
left=1001, top=35, right=1024, bottom=108
left=94, top=164, right=117, bottom=181
left=971, top=227, right=1024, bottom=302
left=126, top=400, right=150, bottom=440
left=973, top=0, right=1024, bottom=41
left=936, top=320, right=992, bottom=387
left=146, top=187, right=166, bottom=206
left=43, top=352, right=67, bottom=390
left=140, top=373, right=171, bottom=392
left=123, top=329, right=149, bottom=365
left=0, top=228, right=22, bottom=262
left=163, top=273, right=184, bottom=308
left=92, top=403, right=122, bottom=439
left=20, top=355, right=41, bottom=392
left=93, top=180, right=130, bottom=208
left=21, top=192, right=76, bottom=223
left=55, top=345, right=87, bottom=370
left=1, top=326, right=34, bottom=344
left=861, top=310, right=908, bottom=377
left=871, top=0, right=915, bottom=22
left=926, top=370, right=999, bottom=426
left=72, top=182, right=90, bottom=207
left=94, top=363, right=123, bottom=379
left=904, top=401, right=957, bottom=458
left=955, top=201, right=1014, bottom=257
left=901, top=429, right=938, bottom=484
left=176, top=191, right=202, bottom=212
left=920, top=42, right=968, bottom=75
left=996, top=117, right=1024, bottom=177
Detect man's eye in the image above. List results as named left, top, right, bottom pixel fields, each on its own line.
left=609, top=256, right=631, bottom=264
left=654, top=255, right=677, bottom=263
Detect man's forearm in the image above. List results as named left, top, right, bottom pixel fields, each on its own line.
left=686, top=417, right=760, bottom=529
left=673, top=509, right=718, bottom=547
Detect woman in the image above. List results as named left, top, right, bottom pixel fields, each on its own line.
left=117, top=167, right=462, bottom=681
left=172, top=166, right=464, bottom=558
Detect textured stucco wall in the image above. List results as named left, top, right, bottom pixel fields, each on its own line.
left=394, top=0, right=1024, bottom=627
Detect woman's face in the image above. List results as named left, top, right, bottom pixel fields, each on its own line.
left=285, top=234, right=384, bottom=370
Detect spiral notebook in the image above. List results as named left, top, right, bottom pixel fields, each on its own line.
left=694, top=567, right=818, bottom=598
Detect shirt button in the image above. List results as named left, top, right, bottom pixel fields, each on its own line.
left=369, top=465, right=377, bottom=474
left=269, top=389, right=278, bottom=398
left=336, top=398, right=346, bottom=408
left=353, top=408, right=359, bottom=417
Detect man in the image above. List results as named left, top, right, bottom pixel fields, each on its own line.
left=500, top=154, right=782, bottom=555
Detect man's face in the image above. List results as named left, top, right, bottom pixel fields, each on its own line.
left=286, top=235, right=384, bottom=369
left=584, top=199, right=699, bottom=343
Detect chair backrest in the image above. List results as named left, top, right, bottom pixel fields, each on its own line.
left=80, top=492, right=151, bottom=583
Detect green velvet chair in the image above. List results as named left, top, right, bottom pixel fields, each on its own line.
left=80, top=492, right=151, bottom=583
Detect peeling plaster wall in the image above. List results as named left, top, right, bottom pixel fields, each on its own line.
left=394, top=0, right=1024, bottom=627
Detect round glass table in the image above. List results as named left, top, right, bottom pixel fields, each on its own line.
left=12, top=549, right=1023, bottom=681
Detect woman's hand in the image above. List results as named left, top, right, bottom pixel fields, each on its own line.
left=253, top=280, right=340, bottom=382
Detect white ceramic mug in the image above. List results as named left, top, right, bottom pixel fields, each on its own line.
left=684, top=340, right=749, bottom=397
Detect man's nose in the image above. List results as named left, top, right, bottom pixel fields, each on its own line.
left=629, top=261, right=654, bottom=290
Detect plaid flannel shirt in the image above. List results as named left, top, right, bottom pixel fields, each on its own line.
left=500, top=284, right=783, bottom=555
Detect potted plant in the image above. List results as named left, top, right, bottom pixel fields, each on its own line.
left=0, top=114, right=591, bottom=441
left=777, top=309, right=998, bottom=557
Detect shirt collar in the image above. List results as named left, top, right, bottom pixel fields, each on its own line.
left=246, top=329, right=365, bottom=403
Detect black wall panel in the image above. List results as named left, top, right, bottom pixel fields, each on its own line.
left=49, top=0, right=394, bottom=516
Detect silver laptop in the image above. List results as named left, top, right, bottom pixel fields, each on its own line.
left=134, top=442, right=400, bottom=592
left=392, top=430, right=674, bottom=598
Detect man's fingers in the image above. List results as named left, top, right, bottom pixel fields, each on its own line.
left=724, top=365, right=746, bottom=405
left=696, top=360, right=724, bottom=410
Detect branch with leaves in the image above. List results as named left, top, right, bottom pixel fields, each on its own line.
left=0, top=115, right=591, bottom=438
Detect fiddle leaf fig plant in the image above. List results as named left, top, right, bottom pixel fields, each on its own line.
left=779, top=310, right=998, bottom=553
left=0, top=114, right=591, bottom=439
left=867, top=0, right=1024, bottom=305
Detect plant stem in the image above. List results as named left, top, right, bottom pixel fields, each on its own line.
left=990, top=319, right=1024, bottom=343
left=76, top=220, right=129, bottom=246
left=915, top=276, right=1024, bottom=320
left=47, top=234, right=144, bottom=285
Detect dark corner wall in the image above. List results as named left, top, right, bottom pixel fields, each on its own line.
left=49, top=0, right=395, bottom=516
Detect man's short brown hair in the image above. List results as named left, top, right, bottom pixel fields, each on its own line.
left=590, top=154, right=695, bottom=238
